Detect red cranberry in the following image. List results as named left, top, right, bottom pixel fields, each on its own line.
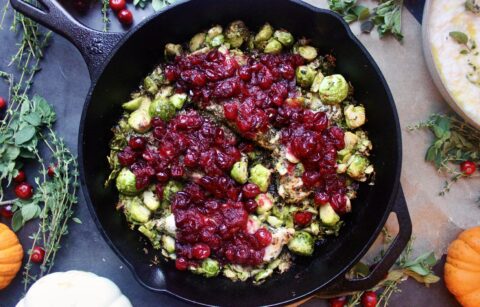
left=175, top=257, right=188, bottom=270
left=314, top=191, right=329, bottom=205
left=109, top=0, right=125, bottom=11
left=30, top=246, right=45, bottom=264
left=238, top=66, right=251, bottom=81
left=117, top=9, right=133, bottom=25
left=171, top=165, right=184, bottom=179
left=156, top=171, right=169, bottom=183
left=192, top=243, right=210, bottom=260
left=255, top=228, right=272, bottom=247
left=0, top=205, right=14, bottom=219
left=244, top=199, right=258, bottom=213
left=128, top=136, right=146, bottom=151
left=13, top=170, right=26, bottom=183
left=302, top=171, right=320, bottom=188
left=242, top=183, right=261, bottom=199
left=0, top=97, right=6, bottom=110
left=329, top=296, right=347, bottom=307
left=330, top=193, right=347, bottom=214
left=294, top=211, right=313, bottom=226
left=460, top=161, right=476, bottom=176
left=48, top=165, right=56, bottom=177
left=15, top=182, right=33, bottom=200
left=361, top=291, right=377, bottom=307
left=223, top=103, right=238, bottom=120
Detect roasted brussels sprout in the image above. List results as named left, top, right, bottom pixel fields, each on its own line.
left=149, top=97, right=176, bottom=121
left=254, top=23, right=274, bottom=48
left=142, top=189, right=160, bottom=211
left=344, top=131, right=359, bottom=150
left=128, top=99, right=152, bottom=133
left=192, top=258, right=221, bottom=278
left=123, top=196, right=151, bottom=224
left=274, top=29, right=294, bottom=47
left=264, top=39, right=283, bottom=54
left=169, top=93, right=188, bottom=110
left=310, top=72, right=325, bottom=93
left=255, top=193, right=274, bottom=215
left=230, top=157, right=248, bottom=184
left=319, top=203, right=340, bottom=226
left=225, top=20, right=250, bottom=48
left=347, top=155, right=373, bottom=182
left=287, top=231, right=314, bottom=256
left=162, top=235, right=175, bottom=254
left=223, top=264, right=250, bottom=281
left=163, top=180, right=183, bottom=202
left=138, top=222, right=161, bottom=248
left=207, top=25, right=223, bottom=38
left=318, top=74, right=349, bottom=104
left=164, top=43, right=183, bottom=58
left=249, top=164, right=271, bottom=192
left=344, top=105, right=366, bottom=129
left=254, top=268, right=273, bottom=283
left=190, top=32, right=207, bottom=52
left=144, top=76, right=159, bottom=95
left=122, top=97, right=143, bottom=111
left=298, top=46, right=318, bottom=61
left=295, top=65, right=317, bottom=88
left=116, top=168, right=141, bottom=195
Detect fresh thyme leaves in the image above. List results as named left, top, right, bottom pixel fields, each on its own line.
left=327, top=0, right=404, bottom=41
left=408, top=114, right=480, bottom=197
left=466, top=0, right=480, bottom=14
left=450, top=31, right=469, bottom=45
left=102, top=0, right=110, bottom=32
left=133, top=0, right=176, bottom=11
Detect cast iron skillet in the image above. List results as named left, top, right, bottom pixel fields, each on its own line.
left=10, top=0, right=412, bottom=305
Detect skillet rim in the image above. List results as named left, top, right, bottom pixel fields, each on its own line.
left=78, top=0, right=403, bottom=305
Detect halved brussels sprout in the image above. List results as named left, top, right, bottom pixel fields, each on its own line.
left=318, top=74, right=349, bottom=104
left=287, top=231, right=314, bottom=256
left=142, top=189, right=160, bottom=211
left=264, top=39, right=283, bottom=54
left=122, top=97, right=143, bottom=111
left=310, top=72, right=325, bottom=93
left=169, top=93, right=187, bottom=110
left=164, top=43, right=183, bottom=58
left=344, top=105, right=366, bottom=129
left=149, top=97, right=176, bottom=121
left=207, top=25, right=223, bottom=39
left=347, top=155, right=373, bottom=182
left=144, top=76, right=159, bottom=95
left=190, top=32, right=207, bottom=52
left=163, top=180, right=183, bottom=202
left=128, top=98, right=152, bottom=133
left=123, top=196, right=151, bottom=224
left=116, top=168, right=141, bottom=195
left=225, top=20, right=250, bottom=48
left=230, top=157, right=248, bottom=184
left=223, top=264, right=250, bottom=281
left=162, top=235, right=175, bottom=254
left=256, top=193, right=274, bottom=215
left=295, top=65, right=317, bottom=88
left=319, top=203, right=340, bottom=226
left=249, top=164, right=271, bottom=192
left=344, top=131, right=359, bottom=150
left=254, top=23, right=274, bottom=48
left=138, top=222, right=161, bottom=248
left=192, top=258, right=221, bottom=278
left=274, top=29, right=294, bottom=46
left=298, top=46, right=318, bottom=61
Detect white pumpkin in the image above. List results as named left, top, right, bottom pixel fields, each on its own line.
left=16, top=271, right=132, bottom=307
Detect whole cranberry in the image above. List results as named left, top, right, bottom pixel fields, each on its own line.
left=13, top=170, right=26, bottom=183
left=156, top=171, right=169, bottom=183
left=117, top=9, right=133, bottom=25
left=175, top=257, right=188, bottom=271
left=30, top=246, right=45, bottom=264
left=192, top=243, right=210, bottom=260
left=47, top=165, right=56, bottom=177
left=128, top=136, right=146, bottom=151
left=361, top=291, right=377, bottom=307
left=0, top=205, right=14, bottom=219
left=0, top=97, right=6, bottom=110
left=294, top=211, right=313, bottom=226
left=15, top=182, right=33, bottom=200
left=329, top=296, right=347, bottom=307
left=244, top=199, right=258, bottom=213
left=255, top=228, right=272, bottom=247
left=109, top=0, right=126, bottom=11
left=460, top=161, right=476, bottom=176
left=242, top=183, right=261, bottom=199
left=223, top=103, right=238, bottom=120
left=314, top=191, right=329, bottom=206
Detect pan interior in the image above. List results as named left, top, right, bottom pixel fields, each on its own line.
left=80, top=0, right=401, bottom=305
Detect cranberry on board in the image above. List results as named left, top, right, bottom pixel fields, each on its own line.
left=0, top=97, right=6, bottom=110
left=30, top=246, right=46, bottom=264
left=117, top=9, right=133, bottom=25
left=361, top=291, right=377, bottom=307
left=109, top=0, right=126, bottom=11
left=460, top=161, right=476, bottom=176
left=293, top=211, right=313, bottom=226
left=329, top=296, right=347, bottom=307
left=13, top=170, right=26, bottom=183
left=15, top=182, right=33, bottom=200
left=0, top=205, right=14, bottom=219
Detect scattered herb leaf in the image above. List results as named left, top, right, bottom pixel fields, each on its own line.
left=450, top=31, right=469, bottom=45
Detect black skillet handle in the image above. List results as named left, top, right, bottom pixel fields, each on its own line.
left=9, top=0, right=123, bottom=79
left=319, top=185, right=412, bottom=296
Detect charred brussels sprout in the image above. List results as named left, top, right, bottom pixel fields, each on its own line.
left=116, top=168, right=141, bottom=195
left=189, top=32, right=207, bottom=52
left=319, top=203, right=340, bottom=226
left=295, top=65, right=317, bottom=88
left=164, top=43, right=183, bottom=58
left=169, top=93, right=187, bottom=110
left=287, top=231, right=314, bottom=256
left=123, top=196, right=151, bottom=224
left=254, top=23, right=274, bottom=48
left=149, top=97, right=176, bottom=121
left=344, top=131, right=359, bottom=150
left=225, top=20, right=250, bottom=48
left=318, top=74, right=349, bottom=104
left=128, top=98, right=152, bottom=133
left=192, top=258, right=221, bottom=278
left=344, top=105, right=366, bottom=129
left=347, top=155, right=373, bottom=182
left=298, top=46, right=318, bottom=61
left=206, top=25, right=224, bottom=47
left=142, top=189, right=160, bottom=211
left=274, top=29, right=294, bottom=47
left=249, top=164, right=271, bottom=192
left=264, top=39, right=283, bottom=54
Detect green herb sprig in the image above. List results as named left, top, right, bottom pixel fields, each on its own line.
left=409, top=114, right=480, bottom=198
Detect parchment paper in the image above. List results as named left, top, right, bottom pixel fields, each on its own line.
left=305, top=0, right=480, bottom=257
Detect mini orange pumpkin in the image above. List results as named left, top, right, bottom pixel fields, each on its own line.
left=0, top=223, right=23, bottom=290
left=445, top=226, right=480, bottom=307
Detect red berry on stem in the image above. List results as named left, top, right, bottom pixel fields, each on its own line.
left=15, top=182, right=33, bottom=200
left=0, top=205, right=14, bottom=219
left=118, top=9, right=133, bottom=25
left=361, top=291, right=377, bottom=307
left=13, top=170, right=26, bottom=183
left=329, top=296, right=347, bottom=307
left=460, top=161, right=476, bottom=176
left=294, top=211, right=313, bottom=226
left=30, top=246, right=45, bottom=264
left=0, top=97, right=6, bottom=110
left=48, top=165, right=56, bottom=177
left=109, top=0, right=126, bottom=11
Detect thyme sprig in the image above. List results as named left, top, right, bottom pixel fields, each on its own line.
left=408, top=114, right=480, bottom=198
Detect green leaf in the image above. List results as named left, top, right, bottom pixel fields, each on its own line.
left=353, top=5, right=370, bottom=20
left=11, top=211, right=24, bottom=232
left=4, top=145, right=20, bottom=161
left=14, top=125, right=36, bottom=145
left=425, top=145, right=437, bottom=162
left=406, top=264, right=430, bottom=276
left=20, top=101, right=30, bottom=115
left=23, top=113, right=42, bottom=126
left=449, top=31, right=469, bottom=45
left=21, top=204, right=39, bottom=222
left=72, top=217, right=82, bottom=224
